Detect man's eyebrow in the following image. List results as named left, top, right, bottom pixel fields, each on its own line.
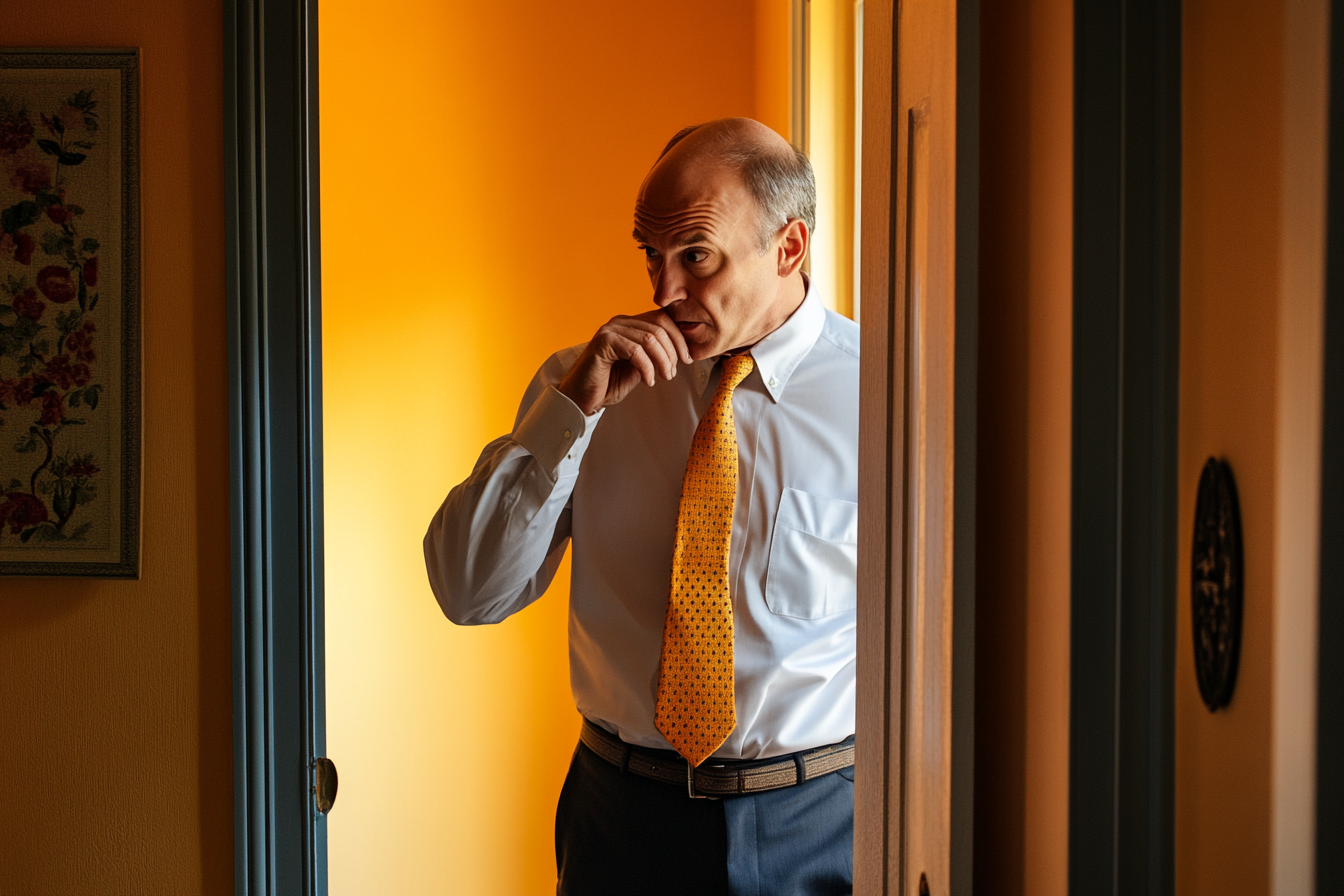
left=630, top=229, right=713, bottom=246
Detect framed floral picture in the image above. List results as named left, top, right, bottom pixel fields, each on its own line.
left=0, top=49, right=140, bottom=577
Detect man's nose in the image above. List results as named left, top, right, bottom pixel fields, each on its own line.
left=651, top=265, right=683, bottom=307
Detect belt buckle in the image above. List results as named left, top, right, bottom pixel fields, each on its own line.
left=687, top=763, right=714, bottom=799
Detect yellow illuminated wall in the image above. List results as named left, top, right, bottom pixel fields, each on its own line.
left=320, top=2, right=786, bottom=892
left=806, top=0, right=858, bottom=319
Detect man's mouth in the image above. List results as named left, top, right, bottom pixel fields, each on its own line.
left=675, top=321, right=706, bottom=334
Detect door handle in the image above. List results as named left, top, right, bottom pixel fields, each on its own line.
left=314, top=757, right=338, bottom=814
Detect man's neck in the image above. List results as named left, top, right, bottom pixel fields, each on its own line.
left=741, top=273, right=808, bottom=353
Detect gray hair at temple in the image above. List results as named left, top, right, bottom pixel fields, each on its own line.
left=659, top=123, right=817, bottom=254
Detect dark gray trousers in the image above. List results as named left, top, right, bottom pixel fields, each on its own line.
left=555, top=740, right=854, bottom=896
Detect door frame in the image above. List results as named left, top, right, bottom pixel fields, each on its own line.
left=225, top=1, right=326, bottom=893
left=1316, top=1, right=1344, bottom=886
left=854, top=1, right=979, bottom=894
left=1069, top=2, right=1182, bottom=892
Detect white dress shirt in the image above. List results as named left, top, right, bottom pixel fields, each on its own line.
left=424, top=288, right=859, bottom=759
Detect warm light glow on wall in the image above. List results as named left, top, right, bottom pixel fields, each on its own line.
left=806, top=0, right=858, bottom=319
left=321, top=2, right=787, bottom=892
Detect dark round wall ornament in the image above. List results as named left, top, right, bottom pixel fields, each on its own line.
left=1191, top=457, right=1243, bottom=711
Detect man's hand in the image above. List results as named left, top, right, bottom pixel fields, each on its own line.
left=558, top=310, right=693, bottom=416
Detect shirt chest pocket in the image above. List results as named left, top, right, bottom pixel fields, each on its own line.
left=764, top=488, right=859, bottom=619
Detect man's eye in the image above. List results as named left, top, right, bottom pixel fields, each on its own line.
left=685, top=249, right=708, bottom=263
left=641, top=246, right=658, bottom=260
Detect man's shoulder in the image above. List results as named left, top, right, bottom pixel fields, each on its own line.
left=815, top=309, right=859, bottom=361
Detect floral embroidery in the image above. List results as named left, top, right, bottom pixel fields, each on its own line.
left=0, top=88, right=104, bottom=543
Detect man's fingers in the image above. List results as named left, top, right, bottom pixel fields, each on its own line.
left=651, top=312, right=693, bottom=365
left=611, top=311, right=693, bottom=366
left=631, top=324, right=679, bottom=380
left=606, top=321, right=679, bottom=380
left=571, top=309, right=693, bottom=413
left=605, top=332, right=659, bottom=387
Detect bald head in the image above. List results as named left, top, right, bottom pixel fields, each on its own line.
left=629, top=118, right=810, bottom=359
left=643, top=118, right=816, bottom=253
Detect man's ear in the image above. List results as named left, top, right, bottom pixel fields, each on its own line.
left=776, top=218, right=809, bottom=277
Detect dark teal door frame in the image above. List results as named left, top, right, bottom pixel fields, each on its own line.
left=1070, top=1, right=1182, bottom=893
left=224, top=1, right=326, bottom=894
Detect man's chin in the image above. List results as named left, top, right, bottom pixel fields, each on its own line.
left=681, top=329, right=723, bottom=362
left=688, top=342, right=723, bottom=362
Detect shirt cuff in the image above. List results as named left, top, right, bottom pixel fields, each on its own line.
left=512, top=385, right=603, bottom=479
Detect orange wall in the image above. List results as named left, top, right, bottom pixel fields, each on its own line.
left=974, top=0, right=1073, bottom=892
left=1177, top=0, right=1328, bottom=892
left=0, top=2, right=231, bottom=894
left=320, top=2, right=785, bottom=892
left=756, top=0, right=793, bottom=139
left=1177, top=1, right=1280, bottom=890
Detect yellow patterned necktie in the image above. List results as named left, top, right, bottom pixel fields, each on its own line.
left=655, top=353, right=755, bottom=767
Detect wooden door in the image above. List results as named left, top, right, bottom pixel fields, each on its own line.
left=856, top=1, right=965, bottom=894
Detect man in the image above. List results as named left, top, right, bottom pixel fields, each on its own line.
left=424, top=118, right=859, bottom=895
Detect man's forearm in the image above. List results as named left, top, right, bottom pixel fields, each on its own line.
left=423, top=434, right=575, bottom=625
left=423, top=353, right=603, bottom=625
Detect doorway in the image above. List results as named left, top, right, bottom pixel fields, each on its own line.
left=225, top=0, right=974, bottom=893
left=318, top=2, right=860, bottom=893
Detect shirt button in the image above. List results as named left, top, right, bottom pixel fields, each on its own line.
left=563, top=429, right=572, bottom=440
left=768, top=377, right=778, bottom=387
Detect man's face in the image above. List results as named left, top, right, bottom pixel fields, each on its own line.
left=633, top=157, right=793, bottom=360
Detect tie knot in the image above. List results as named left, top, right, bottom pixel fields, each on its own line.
left=719, top=354, right=755, bottom=393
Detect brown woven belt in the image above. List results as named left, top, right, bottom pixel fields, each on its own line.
left=579, top=719, right=855, bottom=799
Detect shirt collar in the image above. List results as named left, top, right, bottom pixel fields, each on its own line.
left=692, top=280, right=827, bottom=403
